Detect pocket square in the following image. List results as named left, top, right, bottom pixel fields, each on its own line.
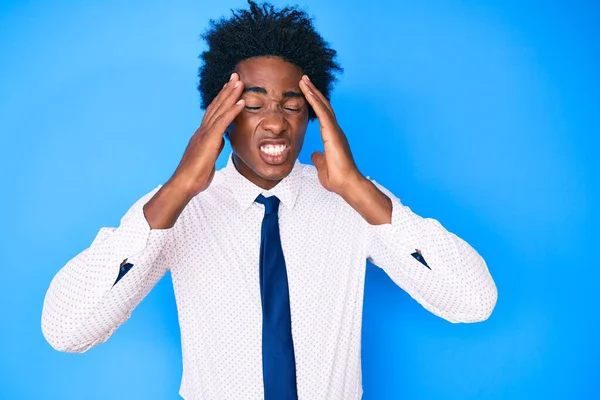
left=411, top=249, right=430, bottom=269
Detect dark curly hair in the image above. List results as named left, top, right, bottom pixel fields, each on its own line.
left=198, top=0, right=342, bottom=120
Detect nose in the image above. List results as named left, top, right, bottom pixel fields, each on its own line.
left=260, top=108, right=287, bottom=135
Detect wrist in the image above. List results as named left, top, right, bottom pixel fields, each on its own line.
left=339, top=171, right=369, bottom=202
left=143, top=182, right=193, bottom=230
left=165, top=175, right=199, bottom=202
left=340, top=174, right=392, bottom=225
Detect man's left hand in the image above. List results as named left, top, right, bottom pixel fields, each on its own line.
left=299, top=75, right=363, bottom=196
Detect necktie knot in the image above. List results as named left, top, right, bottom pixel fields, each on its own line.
left=256, top=194, right=280, bottom=216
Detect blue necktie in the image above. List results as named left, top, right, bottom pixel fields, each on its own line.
left=255, top=194, right=298, bottom=400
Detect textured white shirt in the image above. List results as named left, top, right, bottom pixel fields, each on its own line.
left=41, top=153, right=497, bottom=399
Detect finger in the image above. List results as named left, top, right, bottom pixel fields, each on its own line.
left=207, top=78, right=245, bottom=127
left=210, top=98, right=246, bottom=135
left=202, top=76, right=234, bottom=124
left=301, top=75, right=335, bottom=116
left=299, top=80, right=336, bottom=131
left=204, top=73, right=239, bottom=123
left=204, top=72, right=240, bottom=123
left=311, top=151, right=329, bottom=189
left=311, top=151, right=326, bottom=170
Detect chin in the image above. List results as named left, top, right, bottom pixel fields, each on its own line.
left=232, top=149, right=298, bottom=187
left=255, top=162, right=294, bottom=181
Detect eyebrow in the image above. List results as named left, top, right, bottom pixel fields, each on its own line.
left=243, top=86, right=304, bottom=98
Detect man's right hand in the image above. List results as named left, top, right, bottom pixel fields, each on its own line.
left=170, top=72, right=245, bottom=197
left=142, top=73, right=245, bottom=229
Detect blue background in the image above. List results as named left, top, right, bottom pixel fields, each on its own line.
left=1, top=0, right=597, bottom=398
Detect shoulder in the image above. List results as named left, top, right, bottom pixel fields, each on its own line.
left=295, top=162, right=351, bottom=210
left=178, top=167, right=234, bottom=220
left=298, top=162, right=318, bottom=182
left=297, top=162, right=325, bottom=195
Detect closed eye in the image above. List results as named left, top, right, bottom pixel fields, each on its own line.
left=244, top=105, right=301, bottom=112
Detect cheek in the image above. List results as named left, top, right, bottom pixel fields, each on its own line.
left=291, top=115, right=309, bottom=143
left=235, top=112, right=264, bottom=130
left=229, top=116, right=258, bottom=148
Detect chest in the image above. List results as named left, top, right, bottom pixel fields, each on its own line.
left=170, top=198, right=367, bottom=313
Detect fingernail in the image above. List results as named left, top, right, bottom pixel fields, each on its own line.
left=236, top=99, right=244, bottom=105
left=303, top=75, right=310, bottom=81
left=223, top=82, right=228, bottom=88
left=234, top=80, right=240, bottom=88
left=230, top=73, right=236, bottom=81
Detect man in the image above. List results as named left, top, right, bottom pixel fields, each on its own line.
left=42, top=1, right=497, bottom=399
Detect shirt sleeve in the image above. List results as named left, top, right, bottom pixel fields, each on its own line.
left=41, top=186, right=175, bottom=352
left=365, top=181, right=497, bottom=323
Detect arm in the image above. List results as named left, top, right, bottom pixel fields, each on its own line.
left=41, top=187, right=175, bottom=353
left=111, top=179, right=197, bottom=287
left=297, top=75, right=497, bottom=323
left=42, top=73, right=246, bottom=353
left=358, top=179, right=497, bottom=323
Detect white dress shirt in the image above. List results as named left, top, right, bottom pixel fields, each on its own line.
left=41, top=153, right=497, bottom=399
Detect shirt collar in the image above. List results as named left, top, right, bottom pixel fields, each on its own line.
left=223, top=152, right=303, bottom=211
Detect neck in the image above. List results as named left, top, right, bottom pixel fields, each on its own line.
left=232, top=153, right=281, bottom=190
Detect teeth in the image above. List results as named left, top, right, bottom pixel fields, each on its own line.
left=260, top=144, right=287, bottom=156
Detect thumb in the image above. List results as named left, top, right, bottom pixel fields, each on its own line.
left=311, top=151, right=326, bottom=170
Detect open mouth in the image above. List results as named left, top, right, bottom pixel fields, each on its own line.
left=258, top=142, right=290, bottom=165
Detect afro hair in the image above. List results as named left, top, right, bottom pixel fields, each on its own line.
left=198, top=0, right=343, bottom=120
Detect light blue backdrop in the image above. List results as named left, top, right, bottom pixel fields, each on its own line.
left=1, top=0, right=597, bottom=398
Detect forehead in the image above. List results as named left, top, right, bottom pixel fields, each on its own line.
left=236, top=56, right=304, bottom=89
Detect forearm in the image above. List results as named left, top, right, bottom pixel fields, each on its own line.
left=114, top=180, right=192, bottom=285
left=143, top=180, right=194, bottom=229
left=366, top=183, right=497, bottom=323
left=340, top=175, right=392, bottom=225
left=42, top=239, right=169, bottom=352
left=41, top=188, right=174, bottom=352
left=393, top=217, right=497, bottom=323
